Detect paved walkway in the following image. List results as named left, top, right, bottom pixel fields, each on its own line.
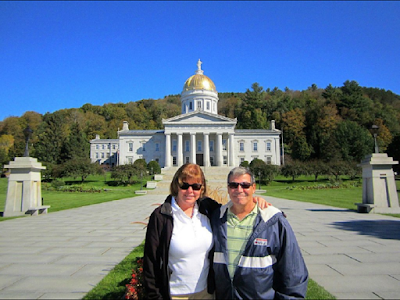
left=0, top=194, right=399, bottom=299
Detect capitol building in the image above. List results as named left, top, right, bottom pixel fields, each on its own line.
left=90, top=60, right=281, bottom=168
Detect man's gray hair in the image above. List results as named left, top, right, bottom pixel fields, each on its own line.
left=227, top=166, right=255, bottom=184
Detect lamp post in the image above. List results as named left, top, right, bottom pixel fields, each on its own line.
left=258, top=171, right=261, bottom=190
left=23, top=126, right=33, bottom=157
left=140, top=171, right=143, bottom=190
left=371, top=125, right=379, bottom=153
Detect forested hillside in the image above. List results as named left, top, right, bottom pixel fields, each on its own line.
left=1, top=80, right=399, bottom=168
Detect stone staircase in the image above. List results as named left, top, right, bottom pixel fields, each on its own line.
left=147, top=166, right=231, bottom=202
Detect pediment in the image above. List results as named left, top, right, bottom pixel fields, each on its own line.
left=162, top=111, right=236, bottom=125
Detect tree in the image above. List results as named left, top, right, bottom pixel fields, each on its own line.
left=248, top=158, right=279, bottom=186
left=111, top=164, right=141, bottom=185
left=33, top=112, right=69, bottom=164
left=147, top=160, right=161, bottom=175
left=280, top=160, right=306, bottom=182
left=61, top=122, right=90, bottom=162
left=61, top=157, right=103, bottom=182
left=306, top=160, right=329, bottom=181
left=237, top=83, right=269, bottom=129
left=335, top=120, right=374, bottom=161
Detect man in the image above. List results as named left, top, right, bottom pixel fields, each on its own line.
left=211, top=166, right=308, bottom=299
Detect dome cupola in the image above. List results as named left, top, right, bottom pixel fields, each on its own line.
left=183, top=60, right=217, bottom=92
left=181, top=59, right=219, bottom=115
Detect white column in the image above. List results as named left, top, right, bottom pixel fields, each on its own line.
left=165, top=133, right=172, bottom=167
left=228, top=133, right=235, bottom=167
left=204, top=133, right=210, bottom=167
left=217, top=133, right=223, bottom=166
left=275, top=138, right=280, bottom=165
left=177, top=133, right=183, bottom=166
left=190, top=133, right=196, bottom=164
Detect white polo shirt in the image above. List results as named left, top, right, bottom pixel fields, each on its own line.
left=168, top=197, right=213, bottom=295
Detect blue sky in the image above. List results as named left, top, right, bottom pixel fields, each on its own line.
left=1, top=1, right=400, bottom=121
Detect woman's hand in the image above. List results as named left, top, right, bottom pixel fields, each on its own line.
left=253, top=197, right=271, bottom=209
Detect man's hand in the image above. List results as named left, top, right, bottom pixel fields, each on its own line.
left=253, top=197, right=271, bottom=209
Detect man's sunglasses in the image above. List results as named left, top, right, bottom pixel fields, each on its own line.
left=179, top=182, right=202, bottom=191
left=228, top=182, right=253, bottom=189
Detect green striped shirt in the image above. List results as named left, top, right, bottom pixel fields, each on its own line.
left=226, top=204, right=258, bottom=279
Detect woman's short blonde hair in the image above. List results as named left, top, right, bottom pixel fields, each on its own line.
left=170, top=163, right=207, bottom=198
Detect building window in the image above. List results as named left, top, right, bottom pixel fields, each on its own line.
left=210, top=140, right=214, bottom=152
left=185, top=140, right=190, bottom=152
left=96, top=152, right=99, bottom=159
left=253, top=142, right=258, bottom=151
left=172, top=140, right=177, bottom=152
left=240, top=157, right=245, bottom=163
left=127, top=157, right=133, bottom=164
left=107, top=144, right=110, bottom=149
left=142, top=142, right=146, bottom=151
left=239, top=142, right=244, bottom=152
left=106, top=153, right=110, bottom=158
left=197, top=101, right=201, bottom=109
left=129, top=143, right=133, bottom=152
left=266, top=142, right=271, bottom=151
left=266, top=156, right=272, bottom=164
left=189, top=102, right=193, bottom=110
left=210, top=157, right=214, bottom=166
left=223, top=156, right=227, bottom=165
left=113, top=144, right=116, bottom=150
left=173, top=156, right=177, bottom=165
left=185, top=157, right=190, bottom=163
left=96, top=145, right=99, bottom=150
left=155, top=158, right=159, bottom=163
left=206, top=101, right=210, bottom=110
left=156, top=143, right=160, bottom=152
left=222, top=139, right=227, bottom=151
left=197, top=140, right=202, bottom=152
left=102, top=144, right=105, bottom=150
left=101, top=153, right=105, bottom=158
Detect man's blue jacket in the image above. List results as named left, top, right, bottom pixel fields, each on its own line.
left=211, top=202, right=308, bottom=299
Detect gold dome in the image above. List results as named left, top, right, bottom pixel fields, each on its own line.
left=182, top=59, right=217, bottom=92
left=183, top=74, right=216, bottom=92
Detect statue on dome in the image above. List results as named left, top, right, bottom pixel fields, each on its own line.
left=197, top=59, right=202, bottom=71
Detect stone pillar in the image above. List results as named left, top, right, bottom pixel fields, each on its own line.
left=228, top=133, right=235, bottom=167
left=4, top=157, right=47, bottom=217
left=165, top=133, right=172, bottom=167
left=217, top=133, right=223, bottom=166
left=275, top=138, right=281, bottom=165
left=177, top=133, right=183, bottom=167
left=356, top=153, right=400, bottom=213
left=204, top=133, right=210, bottom=167
left=190, top=133, right=196, bottom=164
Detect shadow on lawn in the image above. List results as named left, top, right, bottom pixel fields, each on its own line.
left=331, top=219, right=400, bottom=240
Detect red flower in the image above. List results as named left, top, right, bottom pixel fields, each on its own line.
left=125, top=257, right=146, bottom=300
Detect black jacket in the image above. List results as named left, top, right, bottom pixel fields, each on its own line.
left=143, top=195, right=221, bottom=300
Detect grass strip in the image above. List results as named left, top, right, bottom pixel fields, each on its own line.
left=83, top=241, right=145, bottom=300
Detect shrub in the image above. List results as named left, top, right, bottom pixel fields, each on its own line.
left=147, top=160, right=161, bottom=175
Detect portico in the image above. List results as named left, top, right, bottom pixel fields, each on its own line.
left=163, top=130, right=236, bottom=168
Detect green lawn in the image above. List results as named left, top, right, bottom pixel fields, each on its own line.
left=0, top=173, right=152, bottom=220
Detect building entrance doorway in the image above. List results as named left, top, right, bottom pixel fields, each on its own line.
left=196, top=154, right=204, bottom=166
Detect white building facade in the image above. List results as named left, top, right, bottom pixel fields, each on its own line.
left=90, top=60, right=281, bottom=168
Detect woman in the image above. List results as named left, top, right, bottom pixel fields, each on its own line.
left=143, top=163, right=269, bottom=300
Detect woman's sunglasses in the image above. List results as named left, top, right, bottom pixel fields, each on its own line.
left=228, top=182, right=252, bottom=189
left=179, top=182, right=202, bottom=191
